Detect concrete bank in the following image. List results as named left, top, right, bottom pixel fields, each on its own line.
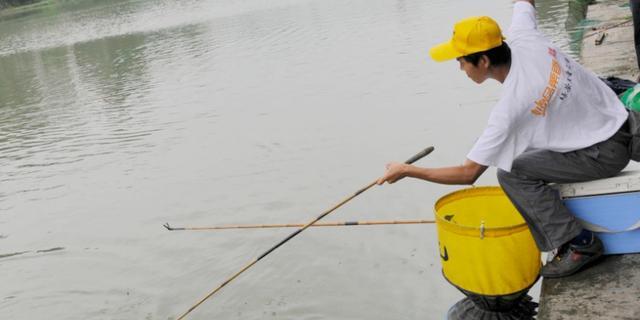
left=537, top=1, right=640, bottom=319
left=580, top=0, right=636, bottom=80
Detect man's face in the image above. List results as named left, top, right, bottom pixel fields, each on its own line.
left=457, top=57, right=489, bottom=84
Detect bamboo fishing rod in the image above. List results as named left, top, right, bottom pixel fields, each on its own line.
left=583, top=18, right=632, bottom=39
left=174, top=146, right=434, bottom=320
left=164, top=219, right=435, bottom=231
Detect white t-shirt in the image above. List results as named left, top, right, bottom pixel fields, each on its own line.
left=466, top=1, right=628, bottom=172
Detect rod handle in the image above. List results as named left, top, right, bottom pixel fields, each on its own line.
left=404, top=146, right=435, bottom=164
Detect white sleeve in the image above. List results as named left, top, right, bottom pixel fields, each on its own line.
left=508, top=1, right=537, bottom=35
left=466, top=112, right=519, bottom=172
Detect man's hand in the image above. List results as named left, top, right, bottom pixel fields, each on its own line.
left=377, top=162, right=410, bottom=185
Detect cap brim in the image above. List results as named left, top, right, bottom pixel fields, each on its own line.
left=429, top=40, right=464, bottom=62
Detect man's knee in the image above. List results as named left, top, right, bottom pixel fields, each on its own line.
left=506, top=152, right=543, bottom=179
left=497, top=166, right=530, bottom=189
left=497, top=168, right=513, bottom=186
left=509, top=155, right=530, bottom=176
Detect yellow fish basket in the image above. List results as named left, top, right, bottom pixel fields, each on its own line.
left=434, top=186, right=541, bottom=296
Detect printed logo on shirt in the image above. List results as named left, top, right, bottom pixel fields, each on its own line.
left=558, top=56, right=574, bottom=101
left=531, top=49, right=562, bottom=116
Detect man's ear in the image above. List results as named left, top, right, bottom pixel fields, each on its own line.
left=479, top=55, right=490, bottom=69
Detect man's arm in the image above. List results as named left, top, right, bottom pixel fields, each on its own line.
left=516, top=0, right=534, bottom=7
left=376, top=158, right=488, bottom=186
left=507, top=0, right=539, bottom=36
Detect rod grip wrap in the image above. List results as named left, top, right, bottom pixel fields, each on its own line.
left=404, top=146, right=435, bottom=164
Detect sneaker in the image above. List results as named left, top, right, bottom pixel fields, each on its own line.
left=540, top=236, right=604, bottom=278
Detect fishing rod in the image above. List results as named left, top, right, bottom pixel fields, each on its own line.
left=163, top=219, right=435, bottom=231
left=174, top=146, right=435, bottom=320
left=583, top=18, right=632, bottom=39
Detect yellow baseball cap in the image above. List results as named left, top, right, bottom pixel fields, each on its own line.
left=429, top=16, right=504, bottom=62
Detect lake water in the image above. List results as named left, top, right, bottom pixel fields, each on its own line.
left=0, top=0, right=587, bottom=319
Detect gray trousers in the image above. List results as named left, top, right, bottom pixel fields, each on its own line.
left=497, top=120, right=631, bottom=251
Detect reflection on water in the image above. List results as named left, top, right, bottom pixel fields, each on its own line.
left=0, top=0, right=591, bottom=319
left=536, top=0, right=592, bottom=60
left=0, top=34, right=157, bottom=204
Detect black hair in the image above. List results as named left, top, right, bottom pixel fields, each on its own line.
left=462, top=42, right=511, bottom=67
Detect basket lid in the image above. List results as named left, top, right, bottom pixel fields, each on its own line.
left=553, top=170, right=640, bottom=198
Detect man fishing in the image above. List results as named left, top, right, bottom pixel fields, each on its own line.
left=377, top=0, right=632, bottom=278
